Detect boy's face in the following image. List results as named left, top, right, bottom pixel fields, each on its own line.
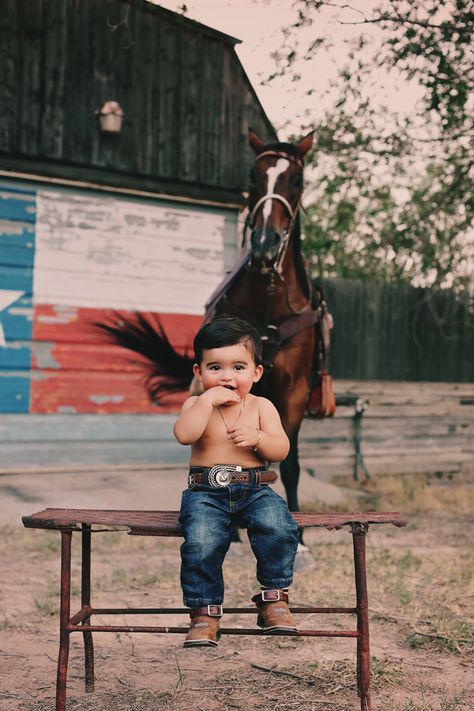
left=193, top=342, right=263, bottom=400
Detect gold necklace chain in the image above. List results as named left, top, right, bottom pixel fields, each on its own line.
left=218, top=396, right=246, bottom=431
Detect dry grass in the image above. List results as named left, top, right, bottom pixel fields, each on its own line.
left=3, top=469, right=474, bottom=711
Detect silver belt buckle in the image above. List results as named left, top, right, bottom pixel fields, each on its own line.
left=208, top=464, right=242, bottom=487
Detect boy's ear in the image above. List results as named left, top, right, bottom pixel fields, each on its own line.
left=253, top=364, right=264, bottom=383
left=192, top=363, right=202, bottom=380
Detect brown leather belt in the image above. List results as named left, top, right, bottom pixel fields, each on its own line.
left=188, top=465, right=278, bottom=488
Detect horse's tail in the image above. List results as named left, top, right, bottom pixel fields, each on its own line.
left=94, top=313, right=194, bottom=402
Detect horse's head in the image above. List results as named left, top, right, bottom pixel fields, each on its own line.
left=246, top=129, right=314, bottom=270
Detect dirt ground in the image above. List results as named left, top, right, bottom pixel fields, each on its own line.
left=0, top=464, right=473, bottom=711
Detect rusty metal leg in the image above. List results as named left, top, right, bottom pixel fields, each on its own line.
left=81, top=525, right=95, bottom=692
left=56, top=531, right=72, bottom=711
left=352, top=523, right=371, bottom=711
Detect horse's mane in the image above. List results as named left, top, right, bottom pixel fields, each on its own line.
left=291, top=213, right=312, bottom=301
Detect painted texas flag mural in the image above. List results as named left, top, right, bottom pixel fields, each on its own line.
left=0, top=183, right=238, bottom=413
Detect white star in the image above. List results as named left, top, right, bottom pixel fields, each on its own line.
left=0, top=290, right=25, bottom=347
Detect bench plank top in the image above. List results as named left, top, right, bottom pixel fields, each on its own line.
left=22, top=508, right=407, bottom=535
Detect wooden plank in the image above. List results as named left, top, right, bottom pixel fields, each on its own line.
left=200, top=37, right=222, bottom=185
left=62, top=0, right=93, bottom=163
left=179, top=27, right=202, bottom=181
left=158, top=15, right=180, bottom=177
left=33, top=305, right=202, bottom=349
left=0, top=438, right=186, bottom=469
left=30, top=342, right=145, bottom=372
left=29, top=370, right=187, bottom=414
left=0, top=413, right=177, bottom=442
left=33, top=188, right=235, bottom=312
left=40, top=0, right=67, bottom=157
left=0, top=0, right=18, bottom=149
left=0, top=372, right=30, bottom=413
left=16, top=0, right=43, bottom=154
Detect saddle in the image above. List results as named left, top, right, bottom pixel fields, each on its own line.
left=204, top=257, right=335, bottom=419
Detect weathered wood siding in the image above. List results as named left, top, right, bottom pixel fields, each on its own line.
left=0, top=177, right=238, bottom=415
left=320, top=278, right=474, bottom=382
left=0, top=0, right=276, bottom=199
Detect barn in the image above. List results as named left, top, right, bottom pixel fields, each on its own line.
left=0, top=0, right=277, bottom=466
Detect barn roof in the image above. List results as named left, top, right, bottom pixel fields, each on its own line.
left=140, top=0, right=242, bottom=47
left=0, top=0, right=277, bottom=206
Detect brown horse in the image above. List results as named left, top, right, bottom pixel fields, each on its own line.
left=99, top=129, right=330, bottom=547
left=210, top=130, right=319, bottom=540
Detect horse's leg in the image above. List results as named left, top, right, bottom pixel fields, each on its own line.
left=280, top=430, right=305, bottom=546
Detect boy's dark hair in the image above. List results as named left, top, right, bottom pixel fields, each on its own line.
left=194, top=316, right=263, bottom=366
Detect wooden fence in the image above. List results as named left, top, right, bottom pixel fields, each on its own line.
left=2, top=380, right=472, bottom=476
left=319, top=279, right=474, bottom=382
left=299, top=380, right=474, bottom=478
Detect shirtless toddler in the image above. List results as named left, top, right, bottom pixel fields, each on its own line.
left=173, top=316, right=299, bottom=647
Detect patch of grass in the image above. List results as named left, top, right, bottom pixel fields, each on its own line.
left=332, top=470, right=474, bottom=517
left=34, top=596, right=58, bottom=617
left=385, top=690, right=470, bottom=710
left=369, top=656, right=406, bottom=689
left=111, top=567, right=129, bottom=585
left=406, top=619, right=474, bottom=654
left=0, top=611, right=14, bottom=630
left=138, top=571, right=160, bottom=587
left=25, top=688, right=177, bottom=710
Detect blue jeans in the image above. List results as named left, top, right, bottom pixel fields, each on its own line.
left=179, top=483, right=299, bottom=608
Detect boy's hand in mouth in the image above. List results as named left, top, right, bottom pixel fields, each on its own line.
left=203, top=385, right=241, bottom=407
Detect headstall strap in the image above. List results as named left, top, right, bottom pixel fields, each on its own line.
left=256, top=150, right=303, bottom=169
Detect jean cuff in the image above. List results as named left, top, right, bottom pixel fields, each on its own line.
left=184, top=597, right=224, bottom=608
left=257, top=577, right=293, bottom=589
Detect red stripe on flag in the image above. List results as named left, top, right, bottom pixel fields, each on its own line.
left=31, top=306, right=201, bottom=413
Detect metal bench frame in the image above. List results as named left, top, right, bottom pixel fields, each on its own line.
left=22, top=509, right=406, bottom=711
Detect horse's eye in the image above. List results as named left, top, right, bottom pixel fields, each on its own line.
left=293, top=174, right=303, bottom=188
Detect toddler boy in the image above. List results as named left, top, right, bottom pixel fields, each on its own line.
left=173, top=316, right=299, bottom=647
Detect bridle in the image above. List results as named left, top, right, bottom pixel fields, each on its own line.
left=243, top=150, right=303, bottom=275
left=241, top=149, right=314, bottom=320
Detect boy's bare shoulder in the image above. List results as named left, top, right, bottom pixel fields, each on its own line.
left=180, top=395, right=199, bottom=412
left=250, top=394, right=278, bottom=413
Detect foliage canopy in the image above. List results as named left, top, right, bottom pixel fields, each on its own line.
left=273, top=0, right=474, bottom=289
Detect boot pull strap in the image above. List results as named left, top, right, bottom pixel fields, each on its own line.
left=190, top=605, right=223, bottom=618
left=252, top=590, right=289, bottom=605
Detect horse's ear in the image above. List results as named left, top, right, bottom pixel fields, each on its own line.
left=296, top=130, right=314, bottom=158
left=248, top=128, right=266, bottom=154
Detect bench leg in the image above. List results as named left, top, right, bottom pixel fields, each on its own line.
left=81, top=525, right=95, bottom=693
left=56, top=531, right=72, bottom=711
left=352, top=523, right=371, bottom=711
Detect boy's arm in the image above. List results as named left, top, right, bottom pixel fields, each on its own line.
left=228, top=397, right=290, bottom=462
left=173, top=395, right=213, bottom=445
left=254, top=398, right=290, bottom=461
left=173, top=387, right=241, bottom=445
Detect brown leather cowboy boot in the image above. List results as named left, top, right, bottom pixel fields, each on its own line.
left=252, top=590, right=297, bottom=634
left=183, top=605, right=223, bottom=648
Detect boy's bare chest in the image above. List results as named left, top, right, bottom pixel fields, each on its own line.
left=202, top=401, right=259, bottom=441
left=190, top=399, right=263, bottom=466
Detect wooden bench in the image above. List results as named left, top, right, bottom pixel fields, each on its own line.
left=22, top=509, right=406, bottom=711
